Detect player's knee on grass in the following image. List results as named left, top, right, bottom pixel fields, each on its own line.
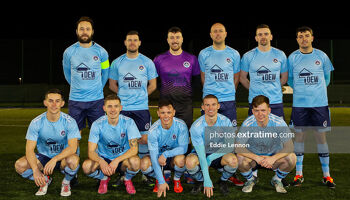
left=185, top=154, right=199, bottom=170
left=140, top=156, right=151, bottom=171
left=174, top=155, right=185, bottom=168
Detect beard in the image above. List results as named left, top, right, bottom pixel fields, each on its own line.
left=77, top=34, right=93, bottom=43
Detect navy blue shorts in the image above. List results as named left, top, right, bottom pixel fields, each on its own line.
left=290, top=106, right=331, bottom=132
left=248, top=103, right=285, bottom=119
left=68, top=99, right=105, bottom=130
left=101, top=156, right=123, bottom=173
left=201, top=101, right=237, bottom=126
left=36, top=153, right=61, bottom=170
left=120, top=110, right=151, bottom=132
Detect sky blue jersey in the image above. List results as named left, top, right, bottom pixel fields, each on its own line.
left=26, top=112, right=81, bottom=158
left=241, top=47, right=288, bottom=104
left=238, top=113, right=291, bottom=155
left=287, top=49, right=334, bottom=107
left=63, top=42, right=110, bottom=102
left=88, top=114, right=141, bottom=160
left=198, top=46, right=240, bottom=102
left=109, top=53, right=158, bottom=111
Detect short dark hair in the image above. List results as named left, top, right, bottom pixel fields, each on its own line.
left=104, top=94, right=121, bottom=104
left=76, top=16, right=94, bottom=29
left=296, top=26, right=313, bottom=36
left=168, top=26, right=182, bottom=34
left=45, top=88, right=63, bottom=100
left=203, top=94, right=219, bottom=102
left=126, top=30, right=139, bottom=38
left=256, top=24, right=270, bottom=30
left=158, top=98, right=174, bottom=109
left=251, top=95, right=270, bottom=108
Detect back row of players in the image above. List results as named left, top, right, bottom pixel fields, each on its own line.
left=14, top=16, right=335, bottom=197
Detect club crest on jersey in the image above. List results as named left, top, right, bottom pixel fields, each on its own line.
left=123, top=73, right=141, bottom=89
left=226, top=58, right=232, bottom=63
left=256, top=66, right=276, bottom=82
left=273, top=58, right=278, bottom=63
left=299, top=68, right=318, bottom=85
left=93, top=56, right=99, bottom=61
left=139, top=65, right=145, bottom=71
left=75, top=63, right=96, bottom=80
left=315, top=60, right=321, bottom=65
left=183, top=61, right=190, bottom=68
left=210, top=65, right=228, bottom=82
left=60, top=131, right=66, bottom=137
left=172, top=134, right=177, bottom=140
left=121, top=133, right=126, bottom=138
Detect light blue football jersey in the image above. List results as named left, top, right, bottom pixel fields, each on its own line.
left=241, top=47, right=287, bottom=104
left=109, top=53, right=158, bottom=111
left=63, top=42, right=109, bottom=102
left=148, top=117, right=189, bottom=155
left=238, top=113, right=291, bottom=155
left=288, top=49, right=334, bottom=107
left=198, top=46, right=240, bottom=102
left=190, top=113, right=233, bottom=147
left=26, top=112, right=81, bottom=158
left=88, top=114, right=141, bottom=160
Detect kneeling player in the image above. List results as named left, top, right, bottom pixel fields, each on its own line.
left=236, top=95, right=296, bottom=193
left=82, top=94, right=141, bottom=195
left=14, top=89, right=81, bottom=197
left=140, top=99, right=189, bottom=197
left=186, top=94, right=238, bottom=197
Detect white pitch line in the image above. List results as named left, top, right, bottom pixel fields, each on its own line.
left=0, top=124, right=28, bottom=127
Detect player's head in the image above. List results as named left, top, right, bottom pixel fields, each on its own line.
left=44, top=88, right=65, bottom=115
left=255, top=24, right=272, bottom=47
left=125, top=30, right=141, bottom=54
left=251, top=95, right=271, bottom=126
left=202, top=94, right=220, bottom=118
left=210, top=23, right=227, bottom=45
left=167, top=26, right=183, bottom=52
left=103, top=94, right=122, bottom=120
left=157, top=99, right=176, bottom=129
left=296, top=26, right=314, bottom=49
left=76, top=16, right=94, bottom=44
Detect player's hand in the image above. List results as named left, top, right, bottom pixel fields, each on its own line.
left=254, top=156, right=264, bottom=165
left=260, top=156, right=276, bottom=169
left=99, top=159, right=113, bottom=176
left=204, top=186, right=214, bottom=198
left=109, top=159, right=120, bottom=175
left=33, top=168, right=46, bottom=187
left=157, top=182, right=169, bottom=198
left=43, top=158, right=57, bottom=175
left=158, top=154, right=167, bottom=166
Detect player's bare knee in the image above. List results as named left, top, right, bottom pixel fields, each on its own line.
left=82, top=159, right=94, bottom=174
left=15, top=157, right=28, bottom=174
left=65, top=154, right=80, bottom=170
left=128, top=156, right=141, bottom=171
left=140, top=156, right=151, bottom=171
left=185, top=154, right=198, bottom=169
left=174, top=155, right=185, bottom=168
left=223, top=153, right=238, bottom=167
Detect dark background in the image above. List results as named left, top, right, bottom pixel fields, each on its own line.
left=1, top=4, right=349, bottom=85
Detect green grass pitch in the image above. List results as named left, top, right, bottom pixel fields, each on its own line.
left=0, top=107, right=349, bottom=199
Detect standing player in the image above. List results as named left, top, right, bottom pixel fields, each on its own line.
left=109, top=30, right=158, bottom=184
left=185, top=94, right=239, bottom=197
left=240, top=24, right=288, bottom=118
left=14, top=89, right=81, bottom=197
left=236, top=95, right=296, bottom=193
left=82, top=94, right=141, bottom=195
left=288, top=26, right=335, bottom=188
left=153, top=26, right=201, bottom=129
left=198, top=22, right=243, bottom=186
left=140, top=99, right=189, bottom=197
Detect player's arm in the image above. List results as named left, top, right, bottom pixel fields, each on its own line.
left=200, top=71, right=205, bottom=86
left=43, top=138, right=78, bottom=175
left=147, top=78, right=157, bottom=95
left=324, top=70, right=331, bottom=86
left=26, top=140, right=46, bottom=187
left=111, top=138, right=138, bottom=166
left=234, top=71, right=240, bottom=89
left=265, top=139, right=294, bottom=167
left=101, top=60, right=110, bottom=87
left=108, top=79, right=118, bottom=94
left=280, top=71, right=288, bottom=86
left=235, top=143, right=264, bottom=165
left=88, top=141, right=113, bottom=176
left=239, top=70, right=250, bottom=90
left=62, top=51, right=71, bottom=85
left=162, top=144, right=188, bottom=160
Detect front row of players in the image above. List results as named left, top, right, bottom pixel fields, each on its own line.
left=15, top=89, right=299, bottom=197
